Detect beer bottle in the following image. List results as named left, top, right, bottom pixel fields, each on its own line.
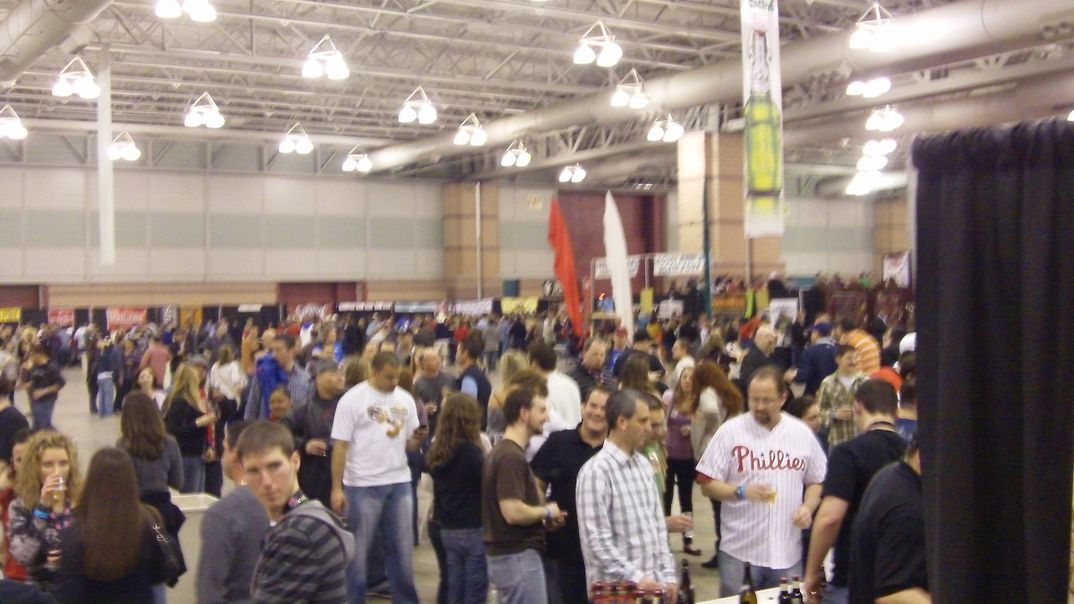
left=778, top=577, right=792, bottom=603
left=743, top=29, right=784, bottom=201
left=678, top=559, right=694, bottom=604
left=789, top=575, right=805, bottom=604
left=739, top=562, right=758, bottom=604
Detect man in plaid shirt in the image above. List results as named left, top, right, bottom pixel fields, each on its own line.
left=576, top=389, right=678, bottom=602
left=816, top=345, right=866, bottom=448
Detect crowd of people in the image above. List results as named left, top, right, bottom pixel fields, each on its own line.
left=0, top=295, right=927, bottom=604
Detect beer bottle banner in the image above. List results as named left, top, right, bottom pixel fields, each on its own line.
left=741, top=0, right=787, bottom=238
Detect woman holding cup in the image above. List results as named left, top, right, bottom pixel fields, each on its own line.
left=7, top=430, right=81, bottom=593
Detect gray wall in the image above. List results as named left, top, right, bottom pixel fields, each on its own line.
left=0, top=166, right=443, bottom=283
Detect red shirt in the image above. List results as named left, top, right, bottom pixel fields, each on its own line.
left=454, top=326, right=469, bottom=343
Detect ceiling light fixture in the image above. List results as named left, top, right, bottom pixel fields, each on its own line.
left=1068, top=109, right=1074, bottom=122
left=647, top=114, right=685, bottom=143
left=184, top=92, right=225, bottom=128
left=558, top=164, right=587, bottom=184
left=849, top=2, right=896, bottom=53
left=453, top=113, right=488, bottom=146
left=341, top=146, right=372, bottom=173
left=865, top=106, right=904, bottom=132
left=52, top=57, right=100, bottom=100
left=573, top=21, right=623, bottom=68
left=610, top=69, right=649, bottom=109
left=302, top=35, right=350, bottom=81
left=107, top=132, right=142, bottom=162
left=500, top=139, right=532, bottom=168
left=278, top=123, right=313, bottom=154
left=845, top=76, right=891, bottom=98
left=0, top=105, right=28, bottom=140
left=845, top=170, right=882, bottom=196
left=157, top=0, right=216, bottom=22
left=863, top=138, right=898, bottom=156
left=398, top=87, right=437, bottom=125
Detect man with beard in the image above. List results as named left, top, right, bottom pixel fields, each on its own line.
left=696, top=366, right=827, bottom=596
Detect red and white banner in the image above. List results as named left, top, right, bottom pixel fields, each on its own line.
left=107, top=307, right=147, bottom=331
left=47, top=309, right=75, bottom=327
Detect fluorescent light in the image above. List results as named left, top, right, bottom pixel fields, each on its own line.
left=52, top=57, right=99, bottom=100
left=558, top=164, right=587, bottom=183
left=454, top=114, right=487, bottom=147
left=278, top=123, right=313, bottom=154
left=107, top=132, right=141, bottom=162
left=399, top=87, right=436, bottom=125
left=611, top=69, right=648, bottom=110
left=849, top=3, right=896, bottom=53
left=184, top=92, right=225, bottom=129
left=303, top=36, right=349, bottom=81
left=342, top=147, right=372, bottom=174
left=647, top=115, right=685, bottom=143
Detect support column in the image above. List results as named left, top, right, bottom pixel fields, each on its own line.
left=443, top=183, right=501, bottom=299
left=676, top=131, right=784, bottom=279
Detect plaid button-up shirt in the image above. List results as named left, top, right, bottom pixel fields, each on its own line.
left=576, top=439, right=677, bottom=590
left=817, top=372, right=865, bottom=447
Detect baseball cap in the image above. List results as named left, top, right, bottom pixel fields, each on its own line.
left=812, top=322, right=832, bottom=337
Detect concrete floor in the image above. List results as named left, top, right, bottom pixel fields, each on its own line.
left=39, top=366, right=727, bottom=602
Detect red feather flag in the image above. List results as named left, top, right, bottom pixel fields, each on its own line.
left=547, top=197, right=584, bottom=338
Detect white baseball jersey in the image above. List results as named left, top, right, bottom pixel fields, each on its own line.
left=695, top=412, right=827, bottom=569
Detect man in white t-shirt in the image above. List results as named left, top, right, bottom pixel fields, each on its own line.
left=330, top=351, right=426, bottom=604
left=525, top=341, right=581, bottom=458
left=696, top=366, right=827, bottom=597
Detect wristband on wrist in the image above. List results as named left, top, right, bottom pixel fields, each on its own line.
left=33, top=506, right=50, bottom=520
left=736, top=484, right=746, bottom=501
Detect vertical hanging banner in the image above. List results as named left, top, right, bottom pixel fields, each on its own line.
left=741, top=0, right=786, bottom=237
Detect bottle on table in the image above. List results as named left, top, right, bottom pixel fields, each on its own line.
left=739, top=562, right=758, bottom=604
left=678, top=559, right=695, bottom=604
left=778, top=576, right=792, bottom=603
left=790, top=575, right=805, bottom=604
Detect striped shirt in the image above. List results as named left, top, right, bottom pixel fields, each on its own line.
left=695, top=413, right=827, bottom=569
left=576, top=440, right=677, bottom=589
left=250, top=502, right=349, bottom=603
left=844, top=329, right=881, bottom=375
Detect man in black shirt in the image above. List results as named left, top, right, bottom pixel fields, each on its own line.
left=24, top=345, right=65, bottom=430
left=0, top=377, right=28, bottom=464
left=531, top=386, right=611, bottom=604
left=848, top=440, right=928, bottom=604
left=612, top=331, right=665, bottom=379
left=803, top=379, right=906, bottom=604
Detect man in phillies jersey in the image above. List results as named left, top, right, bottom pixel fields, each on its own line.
left=696, top=366, right=827, bottom=596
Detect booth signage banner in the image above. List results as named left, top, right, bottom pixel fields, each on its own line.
left=593, top=256, right=641, bottom=280
left=395, top=301, right=439, bottom=314
left=639, top=288, right=654, bottom=315
left=653, top=253, right=706, bottom=276
left=179, top=305, right=202, bottom=329
left=658, top=299, right=685, bottom=320
left=338, top=301, right=394, bottom=312
left=501, top=297, right=539, bottom=315
left=0, top=307, right=21, bottom=323
left=237, top=304, right=263, bottom=313
left=741, top=0, right=786, bottom=237
left=107, top=307, right=147, bottom=330
left=294, top=303, right=332, bottom=321
left=767, top=297, right=799, bottom=329
left=713, top=292, right=748, bottom=317
left=882, top=251, right=912, bottom=287
left=452, top=299, right=494, bottom=317
left=47, top=309, right=75, bottom=327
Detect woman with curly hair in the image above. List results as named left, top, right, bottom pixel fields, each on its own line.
left=7, top=430, right=82, bottom=592
left=427, top=394, right=487, bottom=604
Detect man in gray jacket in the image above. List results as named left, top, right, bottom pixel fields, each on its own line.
left=197, top=421, right=270, bottom=604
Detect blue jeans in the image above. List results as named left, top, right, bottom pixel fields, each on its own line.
left=441, top=527, right=487, bottom=604
left=96, top=374, right=116, bottom=416
left=30, top=399, right=56, bottom=431
left=180, top=456, right=205, bottom=493
left=345, top=483, right=418, bottom=604
left=486, top=549, right=546, bottom=604
left=717, top=549, right=802, bottom=597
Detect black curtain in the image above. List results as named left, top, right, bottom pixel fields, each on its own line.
left=914, top=117, right=1074, bottom=603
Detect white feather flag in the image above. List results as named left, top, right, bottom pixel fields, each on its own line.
left=603, top=191, right=634, bottom=340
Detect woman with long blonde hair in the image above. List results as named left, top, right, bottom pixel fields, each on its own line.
left=426, top=394, right=487, bottom=604
left=7, top=430, right=82, bottom=592
left=163, top=363, right=216, bottom=493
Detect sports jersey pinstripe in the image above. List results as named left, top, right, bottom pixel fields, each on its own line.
left=695, top=413, right=827, bottom=569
